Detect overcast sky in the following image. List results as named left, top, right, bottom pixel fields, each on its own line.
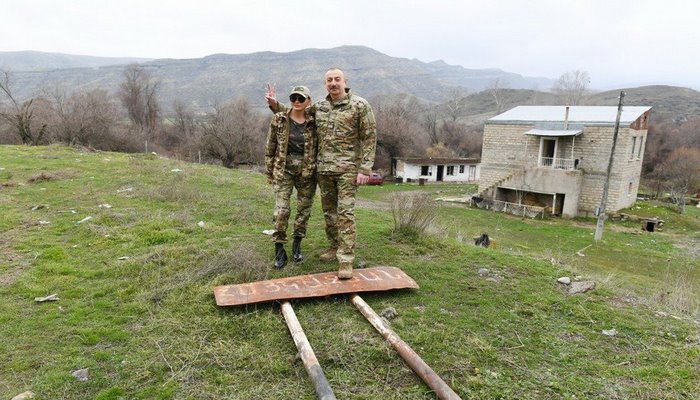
left=2, top=0, right=698, bottom=89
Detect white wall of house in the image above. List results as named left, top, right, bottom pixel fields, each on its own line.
left=396, top=160, right=480, bottom=182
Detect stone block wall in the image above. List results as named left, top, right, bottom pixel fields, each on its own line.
left=481, top=121, right=648, bottom=215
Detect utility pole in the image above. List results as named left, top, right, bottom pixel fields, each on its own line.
left=594, top=91, right=625, bottom=241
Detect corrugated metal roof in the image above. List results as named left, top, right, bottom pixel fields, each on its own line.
left=488, top=106, right=651, bottom=125
left=524, top=129, right=583, bottom=137
left=395, top=157, right=480, bottom=164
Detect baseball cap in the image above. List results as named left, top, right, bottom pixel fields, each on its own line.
left=290, top=86, right=311, bottom=99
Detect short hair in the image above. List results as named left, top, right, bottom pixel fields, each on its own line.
left=325, top=67, right=347, bottom=82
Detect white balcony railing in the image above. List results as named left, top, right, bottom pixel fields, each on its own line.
left=539, top=157, right=576, bottom=170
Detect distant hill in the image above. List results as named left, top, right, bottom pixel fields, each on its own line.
left=0, top=50, right=152, bottom=71
left=451, top=85, right=700, bottom=125
left=4, top=47, right=700, bottom=125
left=3, top=46, right=551, bottom=111
left=587, top=85, right=700, bottom=123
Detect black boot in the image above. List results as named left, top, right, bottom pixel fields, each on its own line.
left=274, top=243, right=287, bottom=269
left=292, top=237, right=303, bottom=263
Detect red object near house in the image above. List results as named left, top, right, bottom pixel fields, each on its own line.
left=367, top=172, right=384, bottom=185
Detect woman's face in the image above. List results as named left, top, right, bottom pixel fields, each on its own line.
left=290, top=94, right=310, bottom=110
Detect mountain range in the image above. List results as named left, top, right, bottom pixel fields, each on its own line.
left=2, top=46, right=700, bottom=124
left=1, top=46, right=552, bottom=111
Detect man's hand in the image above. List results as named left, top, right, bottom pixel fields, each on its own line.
left=265, top=83, right=277, bottom=107
left=356, top=173, right=369, bottom=185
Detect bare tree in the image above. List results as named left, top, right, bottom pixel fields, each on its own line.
left=441, top=87, right=469, bottom=122
left=656, top=147, right=700, bottom=213
left=372, top=94, right=425, bottom=170
left=171, top=100, right=197, bottom=139
left=643, top=115, right=700, bottom=198
left=200, top=98, right=265, bottom=168
left=118, top=64, right=161, bottom=151
left=487, top=78, right=511, bottom=113
left=425, top=142, right=457, bottom=158
left=0, top=69, right=49, bottom=145
left=421, top=103, right=440, bottom=146
left=552, top=70, right=590, bottom=105
left=440, top=121, right=483, bottom=158
left=165, top=100, right=200, bottom=160
left=49, top=86, right=116, bottom=146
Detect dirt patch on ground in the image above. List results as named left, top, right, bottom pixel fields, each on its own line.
left=608, top=294, right=647, bottom=309
left=355, top=198, right=391, bottom=211
left=26, top=169, right=79, bottom=184
left=673, top=236, right=699, bottom=259
left=0, top=264, right=28, bottom=287
left=0, top=235, right=29, bottom=287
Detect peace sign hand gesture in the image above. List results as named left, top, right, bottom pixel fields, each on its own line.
left=265, top=83, right=277, bottom=107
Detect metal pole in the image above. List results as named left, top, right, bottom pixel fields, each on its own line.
left=594, top=91, right=625, bottom=241
left=350, top=294, right=462, bottom=400
left=280, top=301, right=336, bottom=400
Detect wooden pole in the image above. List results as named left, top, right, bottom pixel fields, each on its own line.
left=350, top=294, right=461, bottom=400
left=595, top=91, right=625, bottom=241
left=280, top=301, right=336, bottom=400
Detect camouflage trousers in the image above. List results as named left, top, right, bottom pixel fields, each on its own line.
left=317, top=172, right=359, bottom=264
left=272, top=156, right=317, bottom=243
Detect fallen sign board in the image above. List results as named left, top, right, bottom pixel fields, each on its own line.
left=214, top=267, right=462, bottom=400
left=214, top=266, right=418, bottom=306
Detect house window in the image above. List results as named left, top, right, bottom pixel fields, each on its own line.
left=446, top=166, right=455, bottom=176
left=630, top=137, right=637, bottom=160
left=459, top=165, right=465, bottom=173
left=420, top=165, right=429, bottom=176
left=628, top=182, right=633, bottom=196
left=637, top=136, right=644, bottom=159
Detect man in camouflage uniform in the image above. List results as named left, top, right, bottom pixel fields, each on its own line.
left=267, top=69, right=376, bottom=278
left=265, top=86, right=317, bottom=268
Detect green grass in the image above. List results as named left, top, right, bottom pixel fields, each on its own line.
left=1, top=145, right=698, bottom=399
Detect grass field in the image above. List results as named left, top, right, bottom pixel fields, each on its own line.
left=1, top=145, right=698, bottom=399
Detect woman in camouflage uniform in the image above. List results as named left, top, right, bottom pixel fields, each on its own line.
left=264, top=85, right=317, bottom=268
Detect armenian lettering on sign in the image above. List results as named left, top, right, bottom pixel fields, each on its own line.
left=214, top=267, right=419, bottom=306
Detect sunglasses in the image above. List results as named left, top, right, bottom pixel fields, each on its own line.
left=289, top=94, right=307, bottom=103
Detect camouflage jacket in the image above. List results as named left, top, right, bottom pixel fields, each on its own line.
left=270, top=89, right=377, bottom=175
left=265, top=109, right=317, bottom=182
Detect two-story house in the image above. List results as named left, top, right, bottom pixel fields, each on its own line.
left=477, top=105, right=651, bottom=218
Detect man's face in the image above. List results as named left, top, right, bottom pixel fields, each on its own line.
left=325, top=69, right=346, bottom=100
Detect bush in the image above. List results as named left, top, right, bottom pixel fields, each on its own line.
left=390, top=192, right=438, bottom=237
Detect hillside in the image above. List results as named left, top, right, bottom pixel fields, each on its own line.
left=587, top=85, right=700, bottom=122
left=4, top=46, right=551, bottom=110
left=0, top=50, right=152, bottom=71
left=5, top=48, right=700, bottom=126
left=454, top=85, right=700, bottom=125
left=0, top=145, right=697, bottom=399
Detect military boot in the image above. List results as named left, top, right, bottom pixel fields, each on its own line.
left=292, top=237, right=303, bottom=263
left=338, top=262, right=353, bottom=279
left=318, top=247, right=337, bottom=262
left=274, top=243, right=287, bottom=269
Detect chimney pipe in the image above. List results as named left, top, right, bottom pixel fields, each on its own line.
left=564, top=106, right=570, bottom=130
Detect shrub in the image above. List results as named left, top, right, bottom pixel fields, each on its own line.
left=390, top=192, right=438, bottom=237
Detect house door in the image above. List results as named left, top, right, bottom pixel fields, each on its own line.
left=468, top=165, right=476, bottom=180
left=540, top=138, right=557, bottom=167
left=554, top=194, right=565, bottom=216
left=436, top=165, right=444, bottom=181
